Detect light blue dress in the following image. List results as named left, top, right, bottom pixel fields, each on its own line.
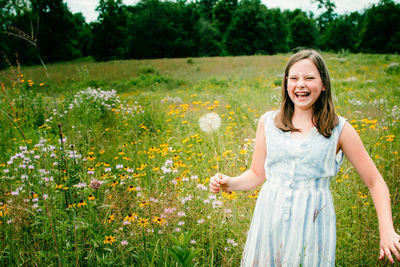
left=241, top=111, right=347, bottom=266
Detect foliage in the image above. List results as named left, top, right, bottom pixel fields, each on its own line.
left=289, top=14, right=319, bottom=49
left=91, top=0, right=128, bottom=61
left=313, top=0, right=337, bottom=32
left=320, top=12, right=363, bottom=52
left=358, top=0, right=400, bottom=54
left=224, top=0, right=288, bottom=55
left=168, top=230, right=201, bottom=267
left=2, top=0, right=400, bottom=64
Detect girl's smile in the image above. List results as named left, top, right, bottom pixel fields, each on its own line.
left=287, top=59, right=325, bottom=110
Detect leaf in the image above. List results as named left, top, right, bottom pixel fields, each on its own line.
left=183, top=250, right=200, bottom=267
left=183, top=230, right=195, bottom=246
left=169, top=234, right=180, bottom=245
left=168, top=247, right=184, bottom=264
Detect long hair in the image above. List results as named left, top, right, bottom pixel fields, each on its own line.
left=274, top=49, right=338, bottom=138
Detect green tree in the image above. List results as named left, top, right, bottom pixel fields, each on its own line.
left=224, top=0, right=288, bottom=55
left=127, top=0, right=199, bottom=59
left=289, top=14, right=319, bottom=49
left=91, top=0, right=128, bottom=61
left=321, top=12, right=363, bottom=52
left=1, top=1, right=38, bottom=67
left=358, top=0, right=400, bottom=53
left=212, top=0, right=237, bottom=34
left=313, top=0, right=337, bottom=32
left=197, top=0, right=218, bottom=20
left=29, top=0, right=82, bottom=62
left=72, top=12, right=93, bottom=57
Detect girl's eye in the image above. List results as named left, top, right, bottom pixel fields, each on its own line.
left=289, top=77, right=298, bottom=80
left=307, top=77, right=314, bottom=80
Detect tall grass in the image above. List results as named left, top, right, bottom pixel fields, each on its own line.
left=0, top=53, right=399, bottom=266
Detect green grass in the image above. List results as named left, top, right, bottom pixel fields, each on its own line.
left=0, top=53, right=399, bottom=266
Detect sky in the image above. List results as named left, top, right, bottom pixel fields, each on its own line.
left=65, top=0, right=383, bottom=23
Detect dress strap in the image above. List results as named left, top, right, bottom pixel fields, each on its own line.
left=263, top=110, right=277, bottom=135
left=333, top=115, right=348, bottom=170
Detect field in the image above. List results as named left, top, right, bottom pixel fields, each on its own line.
left=0, top=53, right=399, bottom=266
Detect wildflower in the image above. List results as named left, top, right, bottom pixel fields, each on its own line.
left=222, top=191, right=238, bottom=200
left=107, top=214, right=115, bottom=223
left=121, top=240, right=128, bottom=246
left=56, top=184, right=63, bottom=189
left=227, top=238, right=238, bottom=246
left=153, top=216, right=166, bottom=226
left=212, top=200, right=223, bottom=208
left=164, top=207, right=176, bottom=214
left=103, top=235, right=116, bottom=245
left=137, top=217, right=149, bottom=228
left=177, top=211, right=186, bottom=217
left=124, top=213, right=137, bottom=223
left=199, top=112, right=221, bottom=133
left=127, top=185, right=136, bottom=192
left=139, top=201, right=149, bottom=207
left=77, top=200, right=86, bottom=207
left=197, top=184, right=207, bottom=191
left=74, top=182, right=87, bottom=189
left=88, top=195, right=95, bottom=200
left=89, top=179, right=102, bottom=190
left=197, top=219, right=205, bottom=224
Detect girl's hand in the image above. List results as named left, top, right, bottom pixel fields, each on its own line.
left=209, top=173, right=232, bottom=193
left=379, top=230, right=400, bottom=263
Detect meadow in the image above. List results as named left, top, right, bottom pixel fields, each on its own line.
left=0, top=53, right=399, bottom=266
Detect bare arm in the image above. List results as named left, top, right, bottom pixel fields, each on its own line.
left=209, top=113, right=267, bottom=192
left=339, top=122, right=400, bottom=263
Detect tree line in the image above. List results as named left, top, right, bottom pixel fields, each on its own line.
left=1, top=0, right=400, bottom=68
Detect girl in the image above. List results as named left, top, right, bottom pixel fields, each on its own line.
left=209, top=49, right=400, bottom=266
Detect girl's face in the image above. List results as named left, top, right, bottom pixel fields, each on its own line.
left=287, top=59, right=325, bottom=112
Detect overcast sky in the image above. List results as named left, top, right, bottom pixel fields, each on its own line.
left=65, top=0, right=383, bottom=23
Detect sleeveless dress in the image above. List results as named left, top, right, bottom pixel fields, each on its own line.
left=241, top=111, right=347, bottom=267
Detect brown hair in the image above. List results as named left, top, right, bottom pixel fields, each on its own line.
left=274, top=49, right=338, bottom=138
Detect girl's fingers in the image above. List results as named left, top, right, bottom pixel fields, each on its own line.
left=395, top=239, right=400, bottom=254
left=384, top=247, right=395, bottom=264
left=379, top=248, right=384, bottom=260
left=392, top=243, right=400, bottom=261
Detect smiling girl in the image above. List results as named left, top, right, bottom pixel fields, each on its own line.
left=209, top=49, right=400, bottom=266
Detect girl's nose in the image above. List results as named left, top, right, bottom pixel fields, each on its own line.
left=297, top=79, right=305, bottom=88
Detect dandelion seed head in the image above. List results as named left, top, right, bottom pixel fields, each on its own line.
left=199, top=112, right=221, bottom=133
